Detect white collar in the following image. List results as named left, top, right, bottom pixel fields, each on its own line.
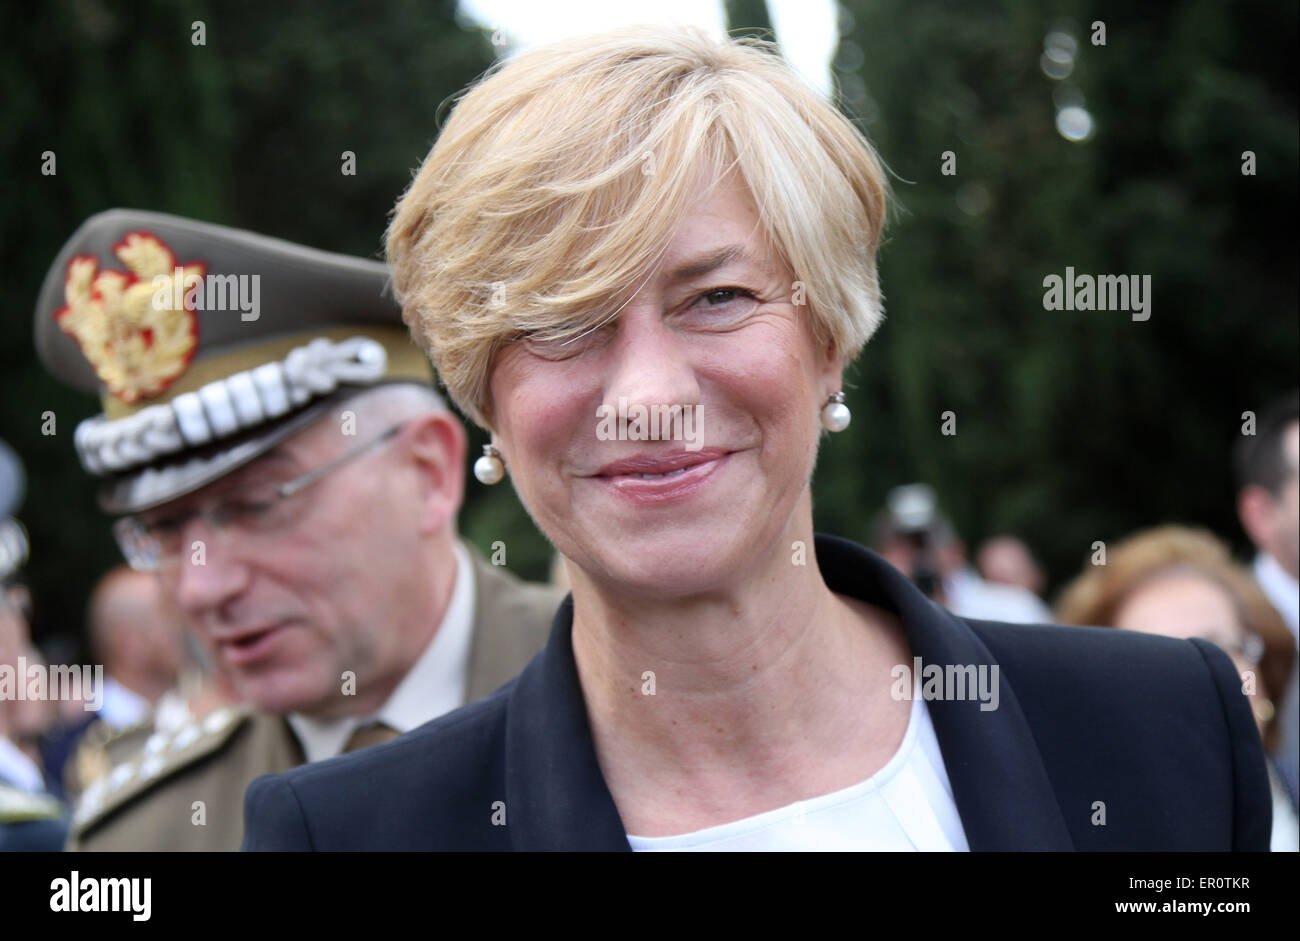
left=287, top=541, right=477, bottom=763
left=97, top=678, right=152, bottom=728
left=1254, top=553, right=1299, bottom=641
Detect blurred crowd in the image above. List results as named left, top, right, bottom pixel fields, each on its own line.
left=2, top=389, right=1296, bottom=850
left=1, top=558, right=237, bottom=849
left=867, top=390, right=1299, bottom=851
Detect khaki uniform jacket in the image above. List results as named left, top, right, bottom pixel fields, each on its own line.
left=68, top=548, right=562, bottom=851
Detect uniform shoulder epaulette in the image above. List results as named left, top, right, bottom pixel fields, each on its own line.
left=0, top=782, right=64, bottom=823
left=72, top=705, right=254, bottom=833
left=66, top=714, right=157, bottom=798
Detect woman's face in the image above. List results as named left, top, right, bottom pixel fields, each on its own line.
left=1113, top=573, right=1247, bottom=659
left=489, top=172, right=841, bottom=596
left=1114, top=572, right=1266, bottom=729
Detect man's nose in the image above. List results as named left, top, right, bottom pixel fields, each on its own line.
left=167, top=517, right=250, bottom=618
left=601, top=308, right=700, bottom=423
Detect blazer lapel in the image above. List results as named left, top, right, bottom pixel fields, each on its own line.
left=815, top=534, right=1075, bottom=850
left=503, top=596, right=631, bottom=851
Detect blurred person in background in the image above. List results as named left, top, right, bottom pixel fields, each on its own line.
left=872, top=485, right=1051, bottom=624
left=1, top=583, right=68, bottom=851
left=43, top=565, right=188, bottom=797
left=976, top=535, right=1047, bottom=600
left=87, top=566, right=186, bottom=728
left=50, top=566, right=221, bottom=804
left=1056, top=525, right=1297, bottom=851
left=35, top=210, right=563, bottom=850
left=1, top=575, right=58, bottom=787
left=1234, top=390, right=1299, bottom=812
left=1, top=441, right=68, bottom=850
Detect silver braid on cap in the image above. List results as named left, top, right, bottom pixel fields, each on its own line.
left=73, top=336, right=388, bottom=476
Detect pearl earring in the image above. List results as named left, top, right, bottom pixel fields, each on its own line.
left=474, top=443, right=505, bottom=484
left=820, top=391, right=851, bottom=432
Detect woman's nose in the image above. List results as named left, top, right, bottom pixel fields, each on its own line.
left=600, top=308, right=701, bottom=420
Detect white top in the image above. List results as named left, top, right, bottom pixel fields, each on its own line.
left=1254, top=553, right=1299, bottom=642
left=286, top=541, right=476, bottom=763
left=626, top=679, right=970, bottom=851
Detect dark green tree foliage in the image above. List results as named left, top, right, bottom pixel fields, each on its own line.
left=725, top=0, right=775, bottom=42
left=819, top=0, right=1296, bottom=595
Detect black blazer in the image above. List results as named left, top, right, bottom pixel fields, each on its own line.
left=242, top=535, right=1272, bottom=851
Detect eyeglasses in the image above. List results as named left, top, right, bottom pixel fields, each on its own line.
left=113, top=423, right=405, bottom=571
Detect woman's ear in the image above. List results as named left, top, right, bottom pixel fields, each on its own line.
left=819, top=338, right=847, bottom=391
left=403, top=412, right=468, bottom=535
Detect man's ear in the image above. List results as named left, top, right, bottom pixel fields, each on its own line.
left=403, top=412, right=468, bottom=536
left=1237, top=485, right=1277, bottom=552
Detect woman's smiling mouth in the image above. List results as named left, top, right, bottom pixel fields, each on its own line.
left=589, top=448, right=733, bottom=504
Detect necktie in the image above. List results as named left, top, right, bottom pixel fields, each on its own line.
left=342, top=722, right=400, bottom=754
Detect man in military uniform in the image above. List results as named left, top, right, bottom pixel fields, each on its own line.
left=35, top=209, right=563, bottom=850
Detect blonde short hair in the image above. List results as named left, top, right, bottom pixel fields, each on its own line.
left=387, top=25, right=891, bottom=428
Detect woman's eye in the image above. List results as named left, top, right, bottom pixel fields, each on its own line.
left=701, top=288, right=750, bottom=305
left=684, top=287, right=759, bottom=326
left=521, top=334, right=580, bottom=360
left=521, top=323, right=609, bottom=360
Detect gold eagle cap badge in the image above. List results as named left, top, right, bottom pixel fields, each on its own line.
left=54, top=231, right=203, bottom=405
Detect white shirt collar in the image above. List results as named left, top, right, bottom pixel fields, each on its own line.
left=286, top=541, right=477, bottom=763
left=1254, top=552, right=1299, bottom=641
left=97, top=678, right=152, bottom=728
